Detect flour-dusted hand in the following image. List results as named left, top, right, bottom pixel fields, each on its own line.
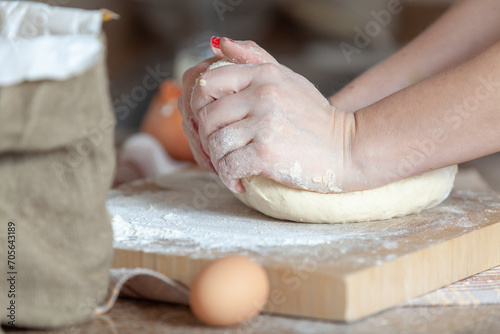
left=178, top=38, right=279, bottom=174
left=189, top=40, right=360, bottom=194
left=179, top=57, right=219, bottom=173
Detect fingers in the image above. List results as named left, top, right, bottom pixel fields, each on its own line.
left=212, top=37, right=279, bottom=65
left=190, top=63, right=255, bottom=116
left=197, top=88, right=256, bottom=150
left=180, top=112, right=215, bottom=173
left=181, top=57, right=218, bottom=90
left=207, top=118, right=256, bottom=166
left=217, top=141, right=263, bottom=193
left=191, top=62, right=285, bottom=119
left=179, top=57, right=220, bottom=173
left=180, top=57, right=219, bottom=123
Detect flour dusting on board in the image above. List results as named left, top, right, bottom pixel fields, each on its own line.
left=107, top=170, right=500, bottom=269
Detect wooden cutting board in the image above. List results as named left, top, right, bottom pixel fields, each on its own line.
left=108, top=168, right=500, bottom=322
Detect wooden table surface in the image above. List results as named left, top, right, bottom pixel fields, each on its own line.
left=3, top=298, right=500, bottom=334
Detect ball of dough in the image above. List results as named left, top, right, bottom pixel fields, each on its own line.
left=207, top=59, right=235, bottom=71
left=235, top=166, right=457, bottom=223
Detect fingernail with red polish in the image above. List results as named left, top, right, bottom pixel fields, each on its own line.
left=211, top=36, right=221, bottom=49
left=226, top=38, right=235, bottom=43
left=190, top=117, right=198, bottom=133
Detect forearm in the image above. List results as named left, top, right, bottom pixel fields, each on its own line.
left=352, top=41, right=500, bottom=188
left=330, top=0, right=500, bottom=112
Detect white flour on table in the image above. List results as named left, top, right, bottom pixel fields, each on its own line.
left=108, top=169, right=500, bottom=269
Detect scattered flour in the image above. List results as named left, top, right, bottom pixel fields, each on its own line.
left=107, top=170, right=500, bottom=269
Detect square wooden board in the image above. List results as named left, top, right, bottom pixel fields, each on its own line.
left=109, top=169, right=500, bottom=321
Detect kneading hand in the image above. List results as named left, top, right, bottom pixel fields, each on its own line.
left=187, top=39, right=361, bottom=194
left=178, top=39, right=280, bottom=174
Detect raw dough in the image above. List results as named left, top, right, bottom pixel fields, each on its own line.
left=236, top=166, right=458, bottom=223
left=204, top=61, right=458, bottom=223
left=207, top=59, right=235, bottom=71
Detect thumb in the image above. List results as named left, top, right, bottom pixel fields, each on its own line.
left=210, top=36, right=278, bottom=65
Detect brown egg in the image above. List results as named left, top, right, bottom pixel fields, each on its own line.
left=189, top=255, right=270, bottom=327
left=140, top=80, right=194, bottom=162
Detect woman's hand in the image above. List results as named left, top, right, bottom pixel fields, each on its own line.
left=178, top=38, right=280, bottom=175
left=179, top=57, right=219, bottom=173
left=188, top=39, right=360, bottom=194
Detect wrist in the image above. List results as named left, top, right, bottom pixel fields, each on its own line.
left=347, top=107, right=393, bottom=191
left=328, top=106, right=363, bottom=192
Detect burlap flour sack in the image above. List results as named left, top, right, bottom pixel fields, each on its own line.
left=0, top=52, right=114, bottom=327
left=0, top=38, right=115, bottom=328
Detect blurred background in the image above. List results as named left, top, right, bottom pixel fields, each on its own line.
left=36, top=0, right=500, bottom=190
left=22, top=0, right=500, bottom=190
left=37, top=0, right=455, bottom=133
